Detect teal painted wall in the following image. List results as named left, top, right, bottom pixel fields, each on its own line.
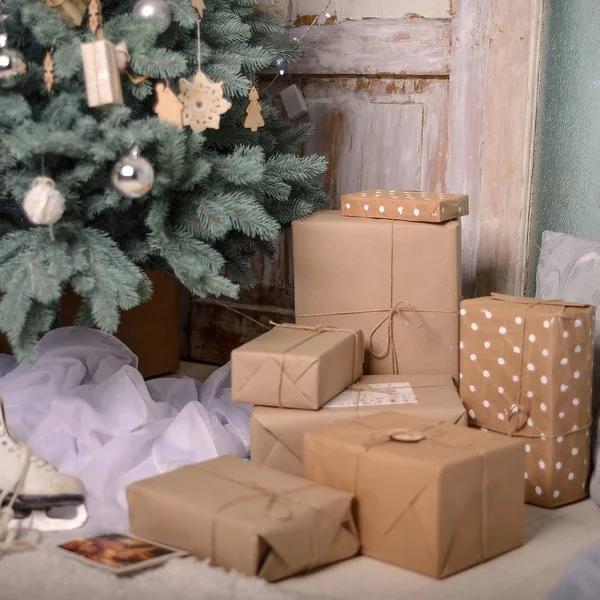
left=527, top=1, right=600, bottom=294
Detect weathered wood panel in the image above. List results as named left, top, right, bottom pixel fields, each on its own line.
left=293, top=0, right=452, bottom=20
left=445, top=0, right=493, bottom=297
left=289, top=19, right=452, bottom=76
left=475, top=0, right=543, bottom=296
left=302, top=77, right=449, bottom=202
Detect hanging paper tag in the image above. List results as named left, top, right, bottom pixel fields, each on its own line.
left=323, top=383, right=418, bottom=409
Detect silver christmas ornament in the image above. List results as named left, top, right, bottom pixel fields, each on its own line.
left=133, top=0, right=172, bottom=33
left=0, top=33, right=26, bottom=80
left=111, top=146, right=155, bottom=199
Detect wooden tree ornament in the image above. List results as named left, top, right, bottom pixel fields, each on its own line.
left=43, top=51, right=55, bottom=91
left=243, top=86, right=264, bottom=132
left=154, top=83, right=184, bottom=129
left=190, top=0, right=206, bottom=17
left=44, top=0, right=90, bottom=27
left=88, top=0, right=102, bottom=36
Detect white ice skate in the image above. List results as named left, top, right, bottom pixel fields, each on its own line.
left=0, top=397, right=87, bottom=552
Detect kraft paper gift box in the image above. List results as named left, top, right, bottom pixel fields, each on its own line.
left=127, top=456, right=359, bottom=582
left=81, top=39, right=124, bottom=108
left=293, top=210, right=461, bottom=377
left=251, top=374, right=467, bottom=477
left=341, top=190, right=469, bottom=223
left=459, top=294, right=596, bottom=508
left=304, top=412, right=525, bottom=579
left=232, top=323, right=363, bottom=410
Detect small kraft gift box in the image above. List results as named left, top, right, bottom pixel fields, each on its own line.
left=232, top=323, right=363, bottom=410
left=341, top=190, right=469, bottom=223
left=459, top=294, right=596, bottom=508
left=127, top=456, right=360, bottom=582
left=293, top=211, right=461, bottom=378
left=81, top=39, right=124, bottom=108
left=304, top=412, right=525, bottom=579
left=251, top=374, right=467, bottom=477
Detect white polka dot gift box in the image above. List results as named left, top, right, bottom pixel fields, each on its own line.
left=341, top=190, right=469, bottom=223
left=459, top=293, right=596, bottom=508
left=293, top=211, right=461, bottom=377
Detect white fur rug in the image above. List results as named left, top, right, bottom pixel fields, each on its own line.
left=0, top=536, right=330, bottom=600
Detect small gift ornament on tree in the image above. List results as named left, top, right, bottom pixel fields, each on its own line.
left=44, top=0, right=90, bottom=27
left=81, top=0, right=124, bottom=108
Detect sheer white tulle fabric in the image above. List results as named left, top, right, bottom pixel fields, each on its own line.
left=0, top=327, right=251, bottom=533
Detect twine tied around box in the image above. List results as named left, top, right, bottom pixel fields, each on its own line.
left=296, top=221, right=458, bottom=374
left=348, top=419, right=491, bottom=565
left=269, top=321, right=362, bottom=408
left=206, top=473, right=324, bottom=573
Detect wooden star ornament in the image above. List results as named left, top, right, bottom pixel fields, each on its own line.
left=154, top=82, right=184, bottom=129
left=178, top=72, right=232, bottom=133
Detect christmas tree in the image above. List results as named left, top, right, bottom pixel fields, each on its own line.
left=0, top=0, right=328, bottom=361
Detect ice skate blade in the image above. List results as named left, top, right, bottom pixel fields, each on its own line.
left=9, top=503, right=88, bottom=532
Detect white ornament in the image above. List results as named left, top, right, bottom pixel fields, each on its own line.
left=23, top=176, right=65, bottom=235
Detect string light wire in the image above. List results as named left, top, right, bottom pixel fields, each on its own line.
left=266, top=0, right=333, bottom=91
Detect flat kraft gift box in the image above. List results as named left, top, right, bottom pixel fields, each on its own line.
left=251, top=374, right=467, bottom=477
left=127, top=456, right=359, bottom=582
left=293, top=211, right=461, bottom=377
left=232, top=323, right=363, bottom=410
left=459, top=294, right=596, bottom=508
left=341, top=190, right=469, bottom=223
left=304, top=412, right=525, bottom=579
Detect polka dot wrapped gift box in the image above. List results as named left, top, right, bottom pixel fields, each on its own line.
left=459, top=293, right=596, bottom=508
left=341, top=190, right=469, bottom=223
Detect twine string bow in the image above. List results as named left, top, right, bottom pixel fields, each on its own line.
left=368, top=301, right=423, bottom=374
left=270, top=322, right=362, bottom=407
left=209, top=475, right=321, bottom=573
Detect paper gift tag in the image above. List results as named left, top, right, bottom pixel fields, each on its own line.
left=324, top=383, right=418, bottom=409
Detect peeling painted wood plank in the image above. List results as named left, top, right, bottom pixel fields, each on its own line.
left=301, top=78, right=449, bottom=203
left=292, top=0, right=453, bottom=21
left=445, top=0, right=493, bottom=297
left=475, top=0, right=543, bottom=296
left=289, top=19, right=451, bottom=76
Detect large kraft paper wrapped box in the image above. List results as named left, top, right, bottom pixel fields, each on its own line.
left=251, top=374, right=467, bottom=477
left=232, top=324, right=363, bottom=410
left=293, top=211, right=460, bottom=377
left=304, top=412, right=525, bottom=579
left=460, top=294, right=596, bottom=508
left=127, top=456, right=359, bottom=582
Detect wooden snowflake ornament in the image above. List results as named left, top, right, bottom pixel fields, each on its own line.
left=178, top=72, right=232, bottom=133
left=154, top=82, right=184, bottom=129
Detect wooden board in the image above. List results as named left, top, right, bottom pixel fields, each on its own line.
left=292, top=0, right=453, bottom=20
left=474, top=0, right=543, bottom=296
left=302, top=77, right=449, bottom=202
left=289, top=19, right=451, bottom=76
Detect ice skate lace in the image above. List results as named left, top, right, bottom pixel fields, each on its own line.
left=0, top=441, right=39, bottom=556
